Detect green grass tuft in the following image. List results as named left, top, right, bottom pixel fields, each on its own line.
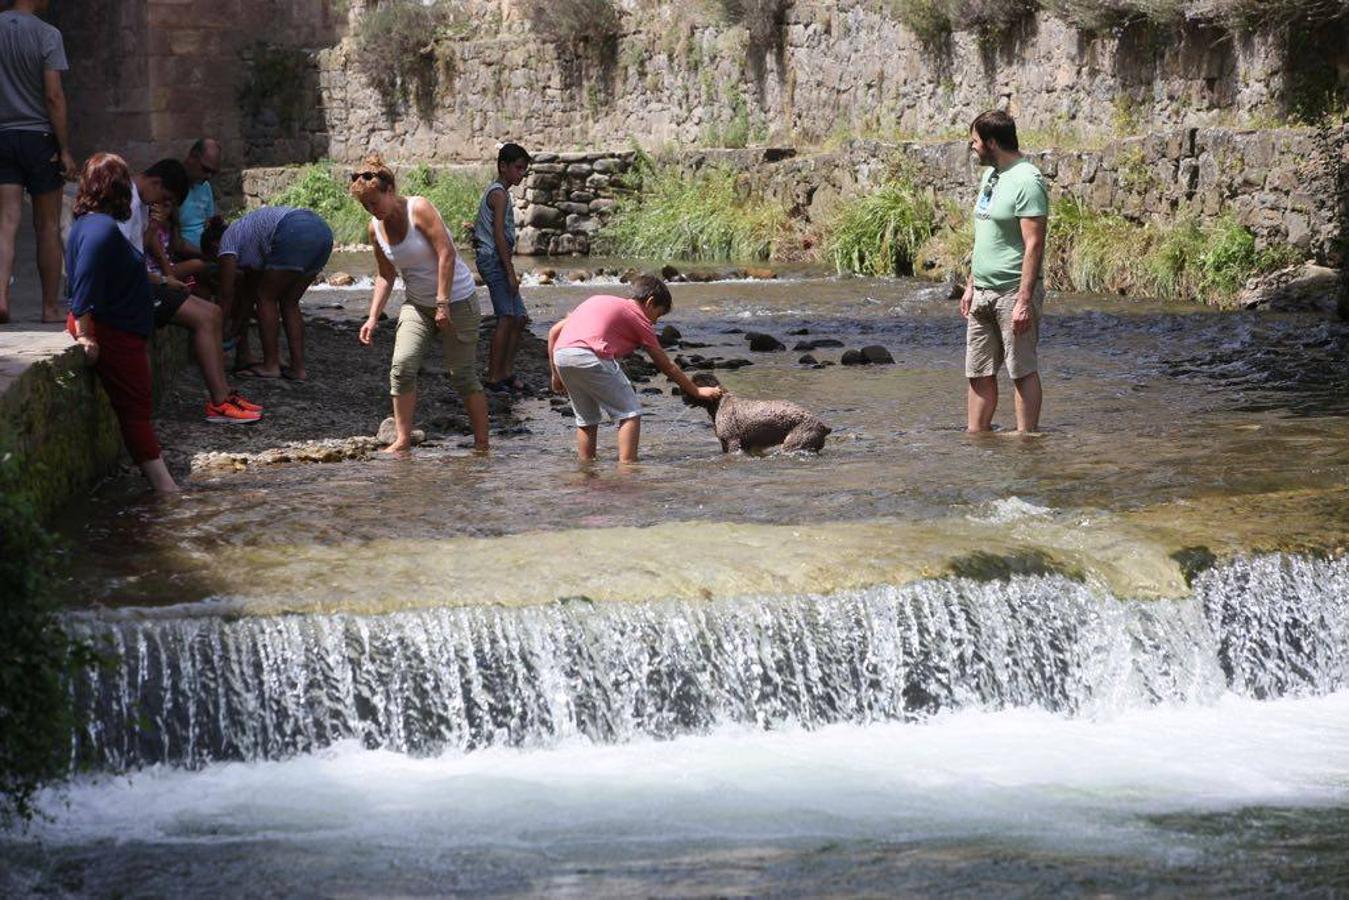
left=596, top=161, right=788, bottom=262
left=1046, top=197, right=1297, bottom=304
left=825, top=178, right=944, bottom=276
left=268, top=163, right=489, bottom=247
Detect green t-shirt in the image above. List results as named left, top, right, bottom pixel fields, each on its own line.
left=971, top=158, right=1049, bottom=292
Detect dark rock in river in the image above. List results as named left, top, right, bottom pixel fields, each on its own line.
left=793, top=341, right=815, bottom=351
left=810, top=338, right=844, bottom=348
left=841, top=349, right=867, bottom=366
left=660, top=264, right=681, bottom=281
left=788, top=327, right=811, bottom=335
left=861, top=345, right=895, bottom=364
left=640, top=387, right=664, bottom=395
left=719, top=358, right=753, bottom=369
left=659, top=324, right=682, bottom=347
left=799, top=354, right=818, bottom=365
left=746, top=332, right=786, bottom=352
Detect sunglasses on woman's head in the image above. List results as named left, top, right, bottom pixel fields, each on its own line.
left=350, top=171, right=381, bottom=183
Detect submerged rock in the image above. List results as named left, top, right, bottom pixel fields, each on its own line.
left=799, top=354, right=818, bottom=365
left=841, top=349, right=867, bottom=366
left=746, top=332, right=785, bottom=352
left=659, top=324, right=682, bottom=348
left=326, top=272, right=356, bottom=287
left=745, top=267, right=777, bottom=280
left=861, top=345, right=895, bottom=364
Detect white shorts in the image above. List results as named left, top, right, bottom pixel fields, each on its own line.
left=553, top=347, right=642, bottom=427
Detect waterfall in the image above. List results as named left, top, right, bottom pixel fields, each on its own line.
left=66, top=554, right=1348, bottom=770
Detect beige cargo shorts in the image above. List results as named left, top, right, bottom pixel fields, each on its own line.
left=965, top=283, right=1045, bottom=380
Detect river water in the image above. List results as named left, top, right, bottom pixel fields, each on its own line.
left=5, top=267, right=1348, bottom=895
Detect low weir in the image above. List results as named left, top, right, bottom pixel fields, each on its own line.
left=68, top=553, right=1348, bottom=770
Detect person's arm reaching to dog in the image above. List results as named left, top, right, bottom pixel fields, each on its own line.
left=645, top=344, right=722, bottom=402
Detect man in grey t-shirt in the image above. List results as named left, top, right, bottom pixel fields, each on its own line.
left=0, top=0, right=77, bottom=324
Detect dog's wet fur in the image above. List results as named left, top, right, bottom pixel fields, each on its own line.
left=682, top=373, right=831, bottom=454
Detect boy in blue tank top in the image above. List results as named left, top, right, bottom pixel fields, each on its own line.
left=474, top=142, right=531, bottom=393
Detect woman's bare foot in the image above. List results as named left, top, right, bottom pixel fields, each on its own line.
left=41, top=304, right=63, bottom=323
left=381, top=441, right=412, bottom=454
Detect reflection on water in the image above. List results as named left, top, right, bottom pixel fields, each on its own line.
left=56, top=276, right=1349, bottom=610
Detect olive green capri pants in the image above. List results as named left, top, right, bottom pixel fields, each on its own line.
left=389, top=300, right=483, bottom=397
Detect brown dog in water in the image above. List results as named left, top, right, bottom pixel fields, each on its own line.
left=681, top=372, right=831, bottom=453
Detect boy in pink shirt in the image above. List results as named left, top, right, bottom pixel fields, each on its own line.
left=548, top=275, right=722, bottom=462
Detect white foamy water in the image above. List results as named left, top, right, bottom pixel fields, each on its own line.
left=32, top=691, right=1349, bottom=858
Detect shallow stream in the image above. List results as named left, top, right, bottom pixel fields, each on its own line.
left=6, top=269, right=1348, bottom=895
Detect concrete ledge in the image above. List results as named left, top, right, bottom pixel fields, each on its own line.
left=0, top=326, right=189, bottom=521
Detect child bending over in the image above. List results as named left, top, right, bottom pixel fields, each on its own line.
left=548, top=275, right=722, bottom=463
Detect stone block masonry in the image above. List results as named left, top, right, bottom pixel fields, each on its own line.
left=513, top=151, right=636, bottom=255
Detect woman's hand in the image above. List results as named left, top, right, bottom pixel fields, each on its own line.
left=76, top=335, right=99, bottom=365
left=358, top=317, right=377, bottom=345
left=434, top=304, right=455, bottom=336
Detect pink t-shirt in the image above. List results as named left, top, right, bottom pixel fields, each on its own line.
left=556, top=294, right=660, bottom=359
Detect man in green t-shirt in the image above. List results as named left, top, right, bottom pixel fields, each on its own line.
left=959, top=110, right=1049, bottom=433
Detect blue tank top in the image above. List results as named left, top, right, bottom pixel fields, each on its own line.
left=473, top=181, right=515, bottom=260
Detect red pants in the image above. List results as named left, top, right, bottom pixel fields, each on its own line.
left=68, top=314, right=162, bottom=463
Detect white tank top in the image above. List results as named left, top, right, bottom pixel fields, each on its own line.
left=373, top=197, right=477, bottom=308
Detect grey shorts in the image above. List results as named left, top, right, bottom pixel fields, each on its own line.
left=553, top=347, right=642, bottom=427
left=965, top=283, right=1045, bottom=380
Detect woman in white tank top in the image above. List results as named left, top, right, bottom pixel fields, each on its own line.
left=350, top=153, right=489, bottom=453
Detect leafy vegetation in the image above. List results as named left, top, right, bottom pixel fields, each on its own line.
left=0, top=447, right=96, bottom=824
left=269, top=163, right=489, bottom=246
left=518, top=0, right=622, bottom=45
left=596, top=156, right=788, bottom=261
left=887, top=0, right=1349, bottom=37
left=707, top=0, right=790, bottom=56
left=353, top=0, right=467, bottom=116
left=1046, top=197, right=1298, bottom=304
left=825, top=176, right=945, bottom=276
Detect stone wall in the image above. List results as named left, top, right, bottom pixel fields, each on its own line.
left=706, top=125, right=1348, bottom=261
left=0, top=331, right=188, bottom=522
left=241, top=124, right=1347, bottom=261
left=514, top=152, right=634, bottom=255
left=313, top=1, right=1348, bottom=166
left=49, top=0, right=343, bottom=172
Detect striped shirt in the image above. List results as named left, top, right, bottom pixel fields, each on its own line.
left=218, top=206, right=294, bottom=270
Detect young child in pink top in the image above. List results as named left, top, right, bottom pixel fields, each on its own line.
left=548, top=274, right=722, bottom=462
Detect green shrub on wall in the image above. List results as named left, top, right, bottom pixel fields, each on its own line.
left=353, top=0, right=467, bottom=117
left=518, top=0, right=621, bottom=45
